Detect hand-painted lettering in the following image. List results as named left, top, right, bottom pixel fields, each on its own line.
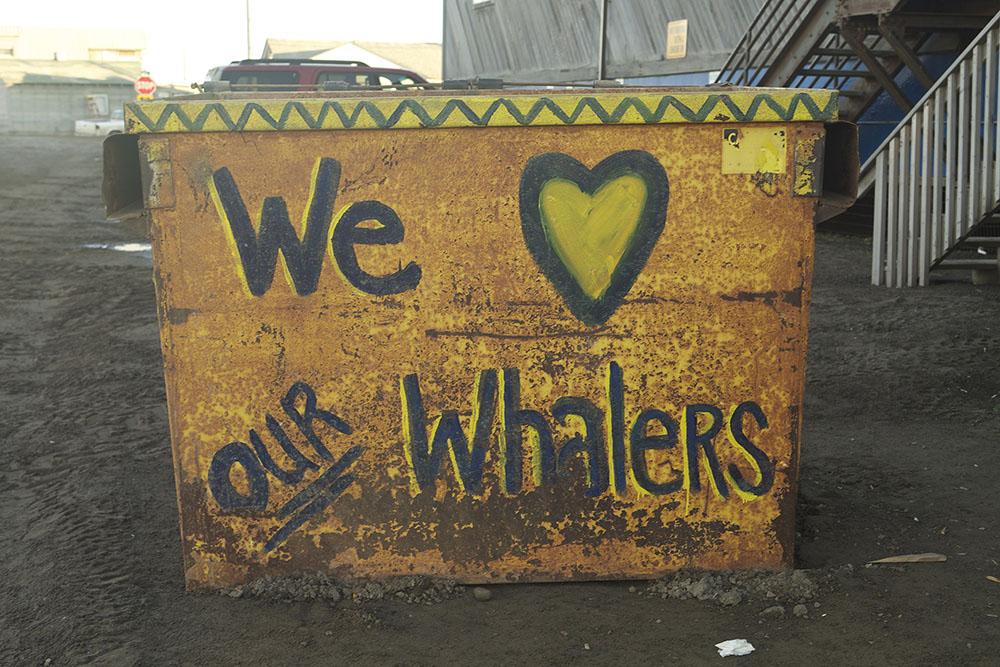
left=281, top=380, right=351, bottom=460
left=553, top=396, right=609, bottom=497
left=210, top=157, right=422, bottom=297
left=499, top=368, right=555, bottom=495
left=208, top=441, right=269, bottom=513
left=607, top=361, right=629, bottom=494
left=400, top=371, right=498, bottom=495
left=249, top=417, right=318, bottom=485
left=683, top=404, right=730, bottom=499
left=207, top=381, right=362, bottom=552
left=629, top=408, right=682, bottom=495
left=331, top=200, right=423, bottom=295
left=725, top=401, right=774, bottom=498
left=397, top=363, right=775, bottom=502
left=212, top=159, right=339, bottom=296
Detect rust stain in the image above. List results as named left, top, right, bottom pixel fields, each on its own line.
left=720, top=289, right=803, bottom=308
left=750, top=171, right=780, bottom=196
left=166, top=307, right=198, bottom=325
left=793, top=133, right=824, bottom=197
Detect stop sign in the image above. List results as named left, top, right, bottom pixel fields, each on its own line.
left=134, top=74, right=156, bottom=97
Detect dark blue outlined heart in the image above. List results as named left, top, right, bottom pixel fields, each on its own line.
left=519, top=150, right=669, bottom=325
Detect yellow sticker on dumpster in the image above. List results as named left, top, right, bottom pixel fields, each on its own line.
left=144, top=105, right=823, bottom=588
left=722, top=127, right=788, bottom=174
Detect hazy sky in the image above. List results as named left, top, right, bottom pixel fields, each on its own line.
left=6, top=0, right=444, bottom=85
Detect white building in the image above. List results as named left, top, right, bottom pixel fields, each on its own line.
left=261, top=39, right=442, bottom=82
left=0, top=26, right=145, bottom=63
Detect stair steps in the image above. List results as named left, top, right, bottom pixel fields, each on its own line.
left=935, top=258, right=998, bottom=269
left=955, top=237, right=1000, bottom=247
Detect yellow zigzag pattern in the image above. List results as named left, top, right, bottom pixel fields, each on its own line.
left=125, top=90, right=838, bottom=134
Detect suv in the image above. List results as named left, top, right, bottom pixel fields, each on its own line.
left=205, top=59, right=428, bottom=91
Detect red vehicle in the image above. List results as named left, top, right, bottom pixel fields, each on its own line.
left=205, top=59, right=428, bottom=91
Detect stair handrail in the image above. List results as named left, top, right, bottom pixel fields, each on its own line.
left=717, top=0, right=772, bottom=83
left=717, top=0, right=824, bottom=86
left=860, top=10, right=1000, bottom=181
left=870, top=11, right=1000, bottom=287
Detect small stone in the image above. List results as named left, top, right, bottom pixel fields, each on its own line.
left=689, top=579, right=710, bottom=599
left=628, top=585, right=636, bottom=593
left=472, top=586, right=492, bottom=602
left=44, top=660, right=52, bottom=667
left=719, top=590, right=743, bottom=606
left=793, top=604, right=809, bottom=618
left=324, top=630, right=333, bottom=637
left=584, top=643, right=591, bottom=651
left=760, top=605, right=785, bottom=619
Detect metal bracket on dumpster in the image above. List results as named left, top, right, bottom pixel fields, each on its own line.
left=442, top=77, right=504, bottom=90
left=102, top=133, right=175, bottom=222
left=139, top=137, right=175, bottom=210
left=102, top=133, right=143, bottom=221
left=814, top=121, right=860, bottom=224
left=199, top=80, right=232, bottom=93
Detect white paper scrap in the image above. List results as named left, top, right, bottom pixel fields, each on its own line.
left=715, top=639, right=755, bottom=657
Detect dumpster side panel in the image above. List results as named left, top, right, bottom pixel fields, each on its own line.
left=146, top=122, right=821, bottom=588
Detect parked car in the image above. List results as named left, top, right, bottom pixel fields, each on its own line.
left=74, top=108, right=125, bottom=137
left=204, top=58, right=428, bottom=91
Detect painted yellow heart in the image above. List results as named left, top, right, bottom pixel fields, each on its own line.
left=520, top=151, right=668, bottom=325
left=538, top=173, right=648, bottom=300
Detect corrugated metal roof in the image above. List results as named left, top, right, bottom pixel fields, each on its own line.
left=262, top=39, right=442, bottom=81
left=444, top=0, right=763, bottom=83
left=0, top=59, right=139, bottom=86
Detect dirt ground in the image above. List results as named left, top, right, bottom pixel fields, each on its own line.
left=1, top=135, right=999, bottom=665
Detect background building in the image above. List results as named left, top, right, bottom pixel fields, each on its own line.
left=0, top=27, right=146, bottom=134
left=262, top=39, right=442, bottom=82
left=0, top=26, right=145, bottom=62
left=442, top=0, right=763, bottom=85
left=0, top=60, right=138, bottom=134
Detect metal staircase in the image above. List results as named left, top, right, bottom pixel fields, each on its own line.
left=718, top=0, right=992, bottom=123
left=718, top=0, right=1000, bottom=286
left=869, top=11, right=1000, bottom=285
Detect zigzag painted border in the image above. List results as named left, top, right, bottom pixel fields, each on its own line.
left=125, top=91, right=838, bottom=134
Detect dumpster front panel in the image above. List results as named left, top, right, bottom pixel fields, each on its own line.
left=141, top=93, right=827, bottom=589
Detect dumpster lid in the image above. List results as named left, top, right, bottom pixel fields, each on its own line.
left=123, top=87, right=838, bottom=135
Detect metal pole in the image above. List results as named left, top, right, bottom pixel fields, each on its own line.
left=743, top=27, right=750, bottom=85
left=442, top=0, right=448, bottom=80
left=246, top=0, right=252, bottom=59
left=598, top=0, right=608, bottom=80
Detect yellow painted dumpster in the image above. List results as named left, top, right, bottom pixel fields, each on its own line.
left=103, top=88, right=857, bottom=589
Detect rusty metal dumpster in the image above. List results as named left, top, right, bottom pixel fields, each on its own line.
left=103, top=88, right=857, bottom=589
